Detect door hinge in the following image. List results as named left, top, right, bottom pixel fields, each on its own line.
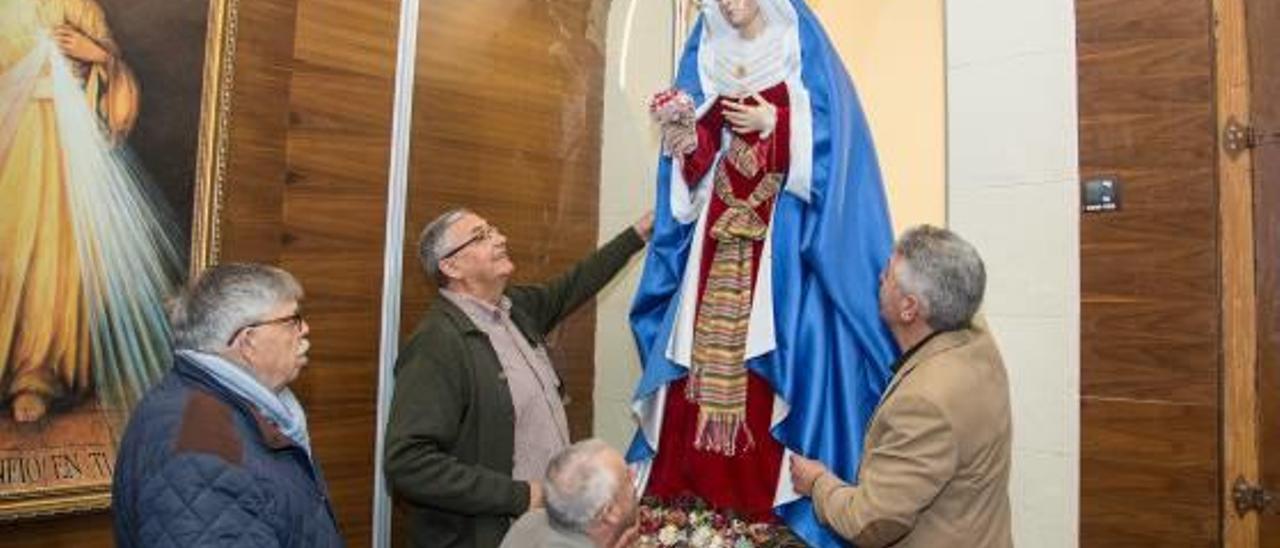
left=1224, top=118, right=1280, bottom=158
left=1232, top=476, right=1276, bottom=516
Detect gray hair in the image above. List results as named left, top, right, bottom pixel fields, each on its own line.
left=893, top=225, right=986, bottom=331
left=169, top=263, right=304, bottom=353
left=417, top=208, right=470, bottom=285
left=544, top=439, right=620, bottom=532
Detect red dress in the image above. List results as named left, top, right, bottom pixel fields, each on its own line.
left=643, top=82, right=790, bottom=523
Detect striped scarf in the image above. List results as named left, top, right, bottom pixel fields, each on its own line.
left=688, top=136, right=782, bottom=456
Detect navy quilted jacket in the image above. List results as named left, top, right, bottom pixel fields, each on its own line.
left=112, top=355, right=344, bottom=547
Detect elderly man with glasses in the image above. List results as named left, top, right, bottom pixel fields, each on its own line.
left=386, top=208, right=653, bottom=548
left=112, top=263, right=343, bottom=547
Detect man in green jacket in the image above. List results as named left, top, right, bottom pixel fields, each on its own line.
left=386, top=208, right=653, bottom=548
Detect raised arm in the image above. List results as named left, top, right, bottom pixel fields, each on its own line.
left=507, top=223, right=647, bottom=334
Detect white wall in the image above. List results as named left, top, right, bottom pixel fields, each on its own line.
left=945, top=1, right=1080, bottom=546
left=812, top=0, right=946, bottom=233
left=593, top=0, right=673, bottom=452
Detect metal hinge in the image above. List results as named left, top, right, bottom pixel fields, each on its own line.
left=1232, top=476, right=1276, bottom=516
left=1224, top=118, right=1280, bottom=158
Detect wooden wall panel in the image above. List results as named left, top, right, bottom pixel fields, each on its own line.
left=1246, top=0, right=1280, bottom=542
left=0, top=513, right=115, bottom=548
left=216, top=0, right=302, bottom=265
left=1081, top=300, right=1217, bottom=404
left=394, top=0, right=608, bottom=544
left=278, top=0, right=399, bottom=545
left=1081, top=399, right=1219, bottom=546
left=1077, top=0, right=1222, bottom=544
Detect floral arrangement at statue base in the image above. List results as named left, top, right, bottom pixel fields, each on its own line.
left=637, top=496, right=805, bottom=548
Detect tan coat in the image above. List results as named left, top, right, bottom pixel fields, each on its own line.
left=812, top=322, right=1012, bottom=547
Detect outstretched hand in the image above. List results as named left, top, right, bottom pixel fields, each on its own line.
left=722, top=92, right=777, bottom=137
left=632, top=210, right=655, bottom=242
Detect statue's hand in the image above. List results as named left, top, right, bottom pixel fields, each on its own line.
left=661, top=123, right=698, bottom=157
left=54, top=25, right=109, bottom=64
left=723, top=92, right=777, bottom=137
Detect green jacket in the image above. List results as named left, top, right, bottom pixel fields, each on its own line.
left=385, top=229, right=645, bottom=548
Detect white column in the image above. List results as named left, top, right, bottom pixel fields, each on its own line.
left=946, top=0, right=1081, bottom=545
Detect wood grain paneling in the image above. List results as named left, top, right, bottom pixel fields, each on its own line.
left=278, top=0, right=399, bottom=545
left=1081, top=301, right=1218, bottom=404
left=1081, top=398, right=1219, bottom=546
left=1078, top=0, right=1222, bottom=543
left=1246, top=0, right=1280, bottom=543
left=0, top=512, right=116, bottom=547
left=216, top=0, right=301, bottom=265
left=1216, top=0, right=1258, bottom=544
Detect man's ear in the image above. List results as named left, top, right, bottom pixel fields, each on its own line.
left=244, top=329, right=264, bottom=352
left=901, top=294, right=922, bottom=323
left=438, top=258, right=459, bottom=280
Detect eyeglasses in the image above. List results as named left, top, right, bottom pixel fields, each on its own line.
left=226, top=311, right=305, bottom=346
left=439, top=224, right=498, bottom=260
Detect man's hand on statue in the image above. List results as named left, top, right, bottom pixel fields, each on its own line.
left=632, top=210, right=655, bottom=242
left=611, top=520, right=642, bottom=548
left=789, top=454, right=828, bottom=497
left=722, top=93, right=777, bottom=138
left=528, top=480, right=545, bottom=511
left=54, top=26, right=110, bottom=64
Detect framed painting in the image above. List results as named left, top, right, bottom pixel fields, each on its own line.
left=0, top=0, right=236, bottom=519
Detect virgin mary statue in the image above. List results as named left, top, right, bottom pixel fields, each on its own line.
left=628, top=0, right=898, bottom=545
left=0, top=0, right=182, bottom=423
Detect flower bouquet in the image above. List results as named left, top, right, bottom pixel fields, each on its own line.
left=648, top=88, right=698, bottom=157
left=636, top=495, right=804, bottom=548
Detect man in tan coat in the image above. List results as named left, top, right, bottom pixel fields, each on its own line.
left=790, top=225, right=1012, bottom=548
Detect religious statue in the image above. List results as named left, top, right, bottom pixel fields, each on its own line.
left=628, top=0, right=898, bottom=545
left=0, top=0, right=182, bottom=423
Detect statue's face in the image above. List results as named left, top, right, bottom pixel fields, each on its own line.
left=717, top=0, right=762, bottom=30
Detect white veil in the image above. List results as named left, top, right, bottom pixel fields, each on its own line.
left=696, top=0, right=801, bottom=98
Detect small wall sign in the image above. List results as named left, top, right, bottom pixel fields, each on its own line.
left=1082, top=177, right=1122, bottom=213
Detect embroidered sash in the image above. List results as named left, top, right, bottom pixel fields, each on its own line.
left=688, top=136, right=782, bottom=456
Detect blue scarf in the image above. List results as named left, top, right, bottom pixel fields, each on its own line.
left=179, top=350, right=312, bottom=455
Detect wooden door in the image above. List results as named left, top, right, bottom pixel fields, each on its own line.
left=1246, top=0, right=1280, bottom=543
left=1078, top=0, right=1223, bottom=543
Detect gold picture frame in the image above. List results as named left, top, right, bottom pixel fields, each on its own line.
left=191, top=0, right=239, bottom=273
left=0, top=0, right=238, bottom=520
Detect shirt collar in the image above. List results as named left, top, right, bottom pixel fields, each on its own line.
left=890, top=329, right=947, bottom=375
left=440, top=288, right=511, bottom=323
